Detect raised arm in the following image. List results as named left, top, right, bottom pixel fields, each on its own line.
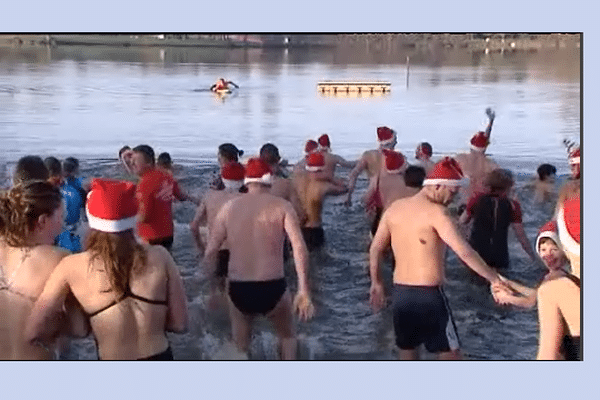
left=369, top=211, right=391, bottom=312
left=484, top=107, right=495, bottom=137
left=162, top=247, right=188, bottom=333
left=283, top=204, right=314, bottom=321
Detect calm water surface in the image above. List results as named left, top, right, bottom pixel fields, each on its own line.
left=0, top=43, right=580, bottom=360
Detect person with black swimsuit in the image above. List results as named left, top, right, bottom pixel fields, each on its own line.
left=26, top=179, right=188, bottom=360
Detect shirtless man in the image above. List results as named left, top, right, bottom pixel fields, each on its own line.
left=415, top=142, right=435, bottom=175
left=345, top=126, right=398, bottom=207
left=293, top=152, right=348, bottom=252
left=190, top=161, right=245, bottom=307
left=369, top=157, right=507, bottom=360
left=556, top=140, right=580, bottom=216
left=259, top=143, right=305, bottom=223
left=316, top=134, right=356, bottom=180
left=454, top=108, right=499, bottom=212
left=202, top=158, right=314, bottom=360
left=293, top=139, right=320, bottom=175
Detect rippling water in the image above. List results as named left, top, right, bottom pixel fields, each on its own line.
left=0, top=42, right=580, bottom=359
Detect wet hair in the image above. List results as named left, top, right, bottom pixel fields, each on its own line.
left=132, top=144, right=155, bottom=165
left=218, top=143, right=243, bottom=162
left=537, top=163, right=557, bottom=181
left=85, top=229, right=148, bottom=299
left=259, top=143, right=281, bottom=165
left=13, top=155, right=49, bottom=185
left=404, top=165, right=426, bottom=188
left=417, top=142, right=432, bottom=158
left=44, top=157, right=62, bottom=178
left=63, top=157, right=80, bottom=176
left=0, top=181, right=62, bottom=247
left=157, top=152, right=172, bottom=168
left=118, top=145, right=131, bottom=159
left=485, top=168, right=514, bottom=195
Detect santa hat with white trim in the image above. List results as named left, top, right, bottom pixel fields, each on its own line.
left=86, top=179, right=138, bottom=233
left=304, top=140, right=319, bottom=155
left=382, top=149, right=405, bottom=174
left=470, top=131, right=490, bottom=151
left=221, top=161, right=245, bottom=190
left=568, top=147, right=580, bottom=165
left=535, top=220, right=560, bottom=255
left=377, top=126, right=396, bottom=146
left=306, top=152, right=325, bottom=172
left=423, top=157, right=466, bottom=186
left=244, top=157, right=273, bottom=186
left=557, top=195, right=580, bottom=256
left=318, top=134, right=331, bottom=151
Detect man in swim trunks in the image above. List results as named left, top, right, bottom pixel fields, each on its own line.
left=190, top=161, right=245, bottom=309
left=415, top=142, right=435, bottom=175
left=345, top=126, right=398, bottom=207
left=202, top=158, right=314, bottom=360
left=454, top=108, right=499, bottom=213
left=369, top=157, right=507, bottom=360
left=316, top=134, right=356, bottom=181
left=293, top=152, right=348, bottom=252
left=131, top=144, right=189, bottom=251
left=210, top=78, right=239, bottom=92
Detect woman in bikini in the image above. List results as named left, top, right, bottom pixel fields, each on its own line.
left=0, top=180, right=70, bottom=359
left=26, top=179, right=188, bottom=360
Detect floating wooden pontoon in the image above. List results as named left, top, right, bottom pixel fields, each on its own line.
left=317, top=81, right=391, bottom=94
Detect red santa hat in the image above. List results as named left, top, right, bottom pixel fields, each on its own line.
left=244, top=157, right=273, bottom=186
left=221, top=161, right=245, bottom=189
left=423, top=157, right=465, bottom=186
left=304, top=140, right=319, bottom=155
left=568, top=147, right=580, bottom=165
left=318, top=134, right=331, bottom=151
left=382, top=149, right=405, bottom=174
left=470, top=131, right=489, bottom=151
left=86, top=179, right=138, bottom=233
left=306, top=152, right=326, bottom=172
left=557, top=195, right=580, bottom=256
left=377, top=126, right=396, bottom=146
left=535, top=220, right=559, bottom=255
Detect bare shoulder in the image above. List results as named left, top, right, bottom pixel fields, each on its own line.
left=33, top=245, right=70, bottom=265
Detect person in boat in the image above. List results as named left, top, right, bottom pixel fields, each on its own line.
left=26, top=179, right=188, bottom=360
left=210, top=78, right=239, bottom=92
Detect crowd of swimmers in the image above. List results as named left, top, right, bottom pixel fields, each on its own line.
left=0, top=108, right=580, bottom=360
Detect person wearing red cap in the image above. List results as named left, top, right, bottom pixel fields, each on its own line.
left=536, top=193, right=580, bottom=360
left=26, top=179, right=189, bottom=360
left=415, top=142, right=435, bottom=175
left=210, top=78, right=239, bottom=93
left=293, top=152, right=348, bottom=252
left=454, top=108, right=499, bottom=212
left=459, top=168, right=537, bottom=272
left=1, top=181, right=70, bottom=360
left=493, top=220, right=570, bottom=309
left=202, top=158, right=314, bottom=360
left=316, top=134, right=355, bottom=182
left=131, top=144, right=189, bottom=252
left=363, top=149, right=411, bottom=237
left=556, top=139, right=580, bottom=218
left=369, top=157, right=508, bottom=360
left=345, top=126, right=398, bottom=207
left=293, top=139, right=323, bottom=174
left=190, top=161, right=246, bottom=310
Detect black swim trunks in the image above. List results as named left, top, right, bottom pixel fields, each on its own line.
left=301, top=227, right=325, bottom=252
left=391, top=284, right=460, bottom=353
left=228, top=278, right=287, bottom=315
left=138, top=346, right=174, bottom=361
left=217, top=249, right=229, bottom=278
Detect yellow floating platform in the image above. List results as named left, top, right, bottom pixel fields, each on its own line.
left=317, top=81, right=391, bottom=94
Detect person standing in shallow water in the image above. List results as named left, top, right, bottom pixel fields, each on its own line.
left=369, top=157, right=508, bottom=360
left=26, top=179, right=188, bottom=360
left=203, top=158, right=314, bottom=360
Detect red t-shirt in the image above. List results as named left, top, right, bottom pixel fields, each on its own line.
left=466, top=193, right=522, bottom=223
left=136, top=168, right=185, bottom=241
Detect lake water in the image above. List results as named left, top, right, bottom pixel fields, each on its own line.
left=0, top=42, right=580, bottom=360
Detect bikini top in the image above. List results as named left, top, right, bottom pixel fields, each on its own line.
left=0, top=254, right=37, bottom=303
left=86, top=286, right=168, bottom=318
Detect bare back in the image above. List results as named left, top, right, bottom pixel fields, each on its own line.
left=294, top=173, right=336, bottom=227
left=455, top=151, right=499, bottom=203
left=378, top=173, right=416, bottom=210
left=0, top=244, right=67, bottom=359
left=59, top=245, right=175, bottom=360
left=362, top=149, right=384, bottom=178
left=205, top=190, right=241, bottom=236
left=222, top=193, right=293, bottom=281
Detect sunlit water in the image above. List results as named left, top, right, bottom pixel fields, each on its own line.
left=0, top=43, right=580, bottom=360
